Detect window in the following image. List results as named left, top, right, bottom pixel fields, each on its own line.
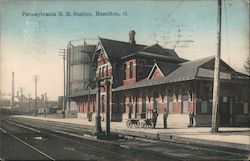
left=201, top=101, right=208, bottom=114
left=99, top=68, right=101, bottom=77
left=106, top=65, right=108, bottom=76
left=138, top=61, right=145, bottom=79
left=129, top=62, right=133, bottom=78
left=168, top=101, right=173, bottom=113
left=102, top=66, right=105, bottom=77
left=122, top=63, right=127, bottom=80
left=168, top=96, right=173, bottom=113
left=138, top=61, right=145, bottom=72
left=153, top=98, right=158, bottom=110
left=183, top=101, right=189, bottom=113
left=244, top=103, right=248, bottom=114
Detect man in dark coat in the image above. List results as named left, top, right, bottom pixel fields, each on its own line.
left=152, top=108, right=158, bottom=128
left=163, top=109, right=169, bottom=129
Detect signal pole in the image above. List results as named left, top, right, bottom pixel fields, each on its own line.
left=59, top=49, right=67, bottom=118
left=33, top=75, right=39, bottom=117
left=211, top=0, right=222, bottom=133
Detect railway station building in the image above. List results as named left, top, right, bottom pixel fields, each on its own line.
left=68, top=31, right=249, bottom=127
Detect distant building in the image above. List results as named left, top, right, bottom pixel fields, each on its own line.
left=67, top=31, right=249, bottom=127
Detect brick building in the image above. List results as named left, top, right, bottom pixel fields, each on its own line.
left=68, top=31, right=249, bottom=127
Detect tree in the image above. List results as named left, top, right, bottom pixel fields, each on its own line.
left=243, top=56, right=250, bottom=75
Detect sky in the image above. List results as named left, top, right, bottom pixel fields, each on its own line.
left=0, top=0, right=249, bottom=100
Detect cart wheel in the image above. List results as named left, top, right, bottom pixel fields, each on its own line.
left=141, top=122, right=146, bottom=128
left=126, top=120, right=132, bottom=128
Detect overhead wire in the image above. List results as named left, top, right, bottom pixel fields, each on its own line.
left=143, top=1, right=183, bottom=44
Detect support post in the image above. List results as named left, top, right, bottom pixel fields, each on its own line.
left=105, top=80, right=110, bottom=135
left=95, top=81, right=102, bottom=133
left=211, top=0, right=222, bottom=133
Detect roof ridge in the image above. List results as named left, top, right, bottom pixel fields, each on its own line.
left=181, top=56, right=215, bottom=64
left=99, top=37, right=147, bottom=47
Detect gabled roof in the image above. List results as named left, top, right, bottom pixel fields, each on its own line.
left=166, top=56, right=215, bottom=81
left=147, top=61, right=180, bottom=79
left=98, top=37, right=186, bottom=62
left=157, top=62, right=180, bottom=76
left=147, top=63, right=165, bottom=79
left=98, top=37, right=146, bottom=58
left=142, top=44, right=178, bottom=58
left=121, top=51, right=186, bottom=62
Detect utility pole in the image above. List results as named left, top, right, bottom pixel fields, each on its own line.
left=20, top=87, right=23, bottom=115
left=67, top=45, right=71, bottom=111
left=28, top=93, right=31, bottom=113
left=59, top=49, right=67, bottom=118
left=211, top=0, right=222, bottom=133
left=33, top=75, right=39, bottom=117
left=44, top=92, right=47, bottom=118
left=11, top=72, right=15, bottom=112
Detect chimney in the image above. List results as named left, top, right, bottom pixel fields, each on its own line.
left=128, top=30, right=136, bottom=45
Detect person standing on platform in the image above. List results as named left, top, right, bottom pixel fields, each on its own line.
left=163, top=108, right=169, bottom=129
left=152, top=108, right=158, bottom=128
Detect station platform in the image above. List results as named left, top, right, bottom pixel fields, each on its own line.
left=11, top=114, right=250, bottom=151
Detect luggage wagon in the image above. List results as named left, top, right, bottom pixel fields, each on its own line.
left=126, top=118, right=153, bottom=128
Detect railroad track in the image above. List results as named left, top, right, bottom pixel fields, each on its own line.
left=2, top=119, right=249, bottom=160
left=3, top=116, right=249, bottom=160
left=0, top=122, right=55, bottom=161
left=1, top=117, right=186, bottom=161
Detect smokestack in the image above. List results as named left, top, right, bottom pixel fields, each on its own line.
left=128, top=30, right=136, bottom=45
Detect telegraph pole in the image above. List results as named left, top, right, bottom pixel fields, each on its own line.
left=20, top=87, right=23, bottom=115
left=28, top=93, right=31, bottom=113
left=33, top=75, right=39, bottom=117
left=59, top=49, right=67, bottom=118
left=44, top=92, right=47, bottom=118
left=11, top=72, right=15, bottom=112
left=211, top=0, right=222, bottom=133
